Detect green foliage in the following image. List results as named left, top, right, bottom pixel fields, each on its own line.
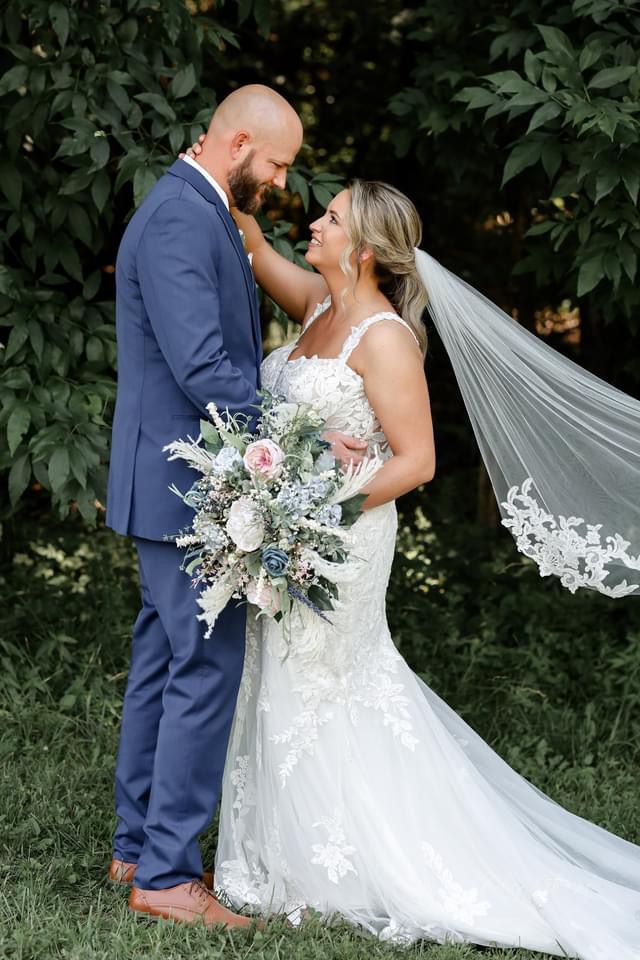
left=2, top=0, right=638, bottom=524
left=0, top=0, right=319, bottom=521
left=0, top=0, right=224, bottom=519
left=392, top=0, right=640, bottom=326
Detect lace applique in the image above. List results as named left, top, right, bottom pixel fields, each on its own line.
left=238, top=611, right=260, bottom=705
left=262, top=346, right=378, bottom=441
left=421, top=842, right=492, bottom=926
left=501, top=478, right=640, bottom=598
left=224, top=754, right=257, bottom=850
left=217, top=857, right=266, bottom=907
left=355, top=672, right=419, bottom=750
left=311, top=811, right=357, bottom=884
left=257, top=679, right=271, bottom=713
left=260, top=301, right=418, bottom=446
left=270, top=705, right=334, bottom=786
left=218, top=806, right=303, bottom=914
left=265, top=652, right=418, bottom=783
left=264, top=508, right=419, bottom=784
left=229, top=755, right=254, bottom=813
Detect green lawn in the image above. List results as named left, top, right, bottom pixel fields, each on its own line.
left=2, top=489, right=639, bottom=960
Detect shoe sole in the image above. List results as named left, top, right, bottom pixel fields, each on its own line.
left=130, top=907, right=254, bottom=930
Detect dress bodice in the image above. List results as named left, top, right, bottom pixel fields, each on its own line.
left=260, top=297, right=418, bottom=449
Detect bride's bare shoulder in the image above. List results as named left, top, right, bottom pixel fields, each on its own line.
left=357, top=315, right=422, bottom=358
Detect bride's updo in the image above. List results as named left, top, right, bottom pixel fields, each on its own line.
left=342, top=179, right=429, bottom=354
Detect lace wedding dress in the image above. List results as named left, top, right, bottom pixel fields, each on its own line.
left=215, top=299, right=640, bottom=958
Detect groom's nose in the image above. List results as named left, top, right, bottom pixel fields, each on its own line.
left=272, top=169, right=287, bottom=190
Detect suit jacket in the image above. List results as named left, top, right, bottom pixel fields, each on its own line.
left=106, top=160, right=262, bottom=540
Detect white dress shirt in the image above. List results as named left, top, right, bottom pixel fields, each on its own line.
left=181, top=155, right=229, bottom=210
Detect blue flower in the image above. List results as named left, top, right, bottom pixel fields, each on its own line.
left=276, top=478, right=330, bottom=519
left=211, top=446, right=243, bottom=474
left=314, top=504, right=342, bottom=528
left=261, top=546, right=290, bottom=577
left=193, top=515, right=226, bottom=553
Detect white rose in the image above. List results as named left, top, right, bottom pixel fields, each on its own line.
left=225, top=496, right=264, bottom=552
left=246, top=578, right=281, bottom=616
left=270, top=401, right=301, bottom=430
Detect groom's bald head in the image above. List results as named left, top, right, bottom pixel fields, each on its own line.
left=197, top=84, right=303, bottom=212
left=209, top=85, right=302, bottom=146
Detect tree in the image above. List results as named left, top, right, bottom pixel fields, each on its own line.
left=0, top=0, right=265, bottom=521
left=0, top=0, right=346, bottom=521
left=392, top=0, right=640, bottom=336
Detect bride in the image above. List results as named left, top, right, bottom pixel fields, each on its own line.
left=191, top=163, right=640, bottom=955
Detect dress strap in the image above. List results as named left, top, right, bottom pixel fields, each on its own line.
left=339, top=312, right=420, bottom=363
left=302, top=295, right=331, bottom=333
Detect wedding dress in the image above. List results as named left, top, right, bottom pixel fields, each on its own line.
left=214, top=299, right=640, bottom=958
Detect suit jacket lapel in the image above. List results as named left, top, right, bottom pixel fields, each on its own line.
left=214, top=206, right=262, bottom=361
left=166, top=161, right=262, bottom=358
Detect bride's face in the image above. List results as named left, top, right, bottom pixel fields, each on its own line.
left=305, top=189, right=353, bottom=271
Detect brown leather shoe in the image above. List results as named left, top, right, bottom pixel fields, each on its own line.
left=109, top=859, right=213, bottom=890
left=129, top=878, right=253, bottom=928
left=108, top=859, right=137, bottom=884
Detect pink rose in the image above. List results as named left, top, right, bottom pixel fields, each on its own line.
left=246, top=578, right=282, bottom=616
left=243, top=438, right=285, bottom=479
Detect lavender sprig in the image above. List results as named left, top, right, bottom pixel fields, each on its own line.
left=287, top=584, right=333, bottom=623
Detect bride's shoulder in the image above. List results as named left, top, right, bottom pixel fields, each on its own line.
left=355, top=313, right=421, bottom=356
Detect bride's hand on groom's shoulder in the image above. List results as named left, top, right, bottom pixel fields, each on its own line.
left=322, top=431, right=368, bottom=470
left=178, top=133, right=206, bottom=161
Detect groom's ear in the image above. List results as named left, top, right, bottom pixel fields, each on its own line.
left=230, top=130, right=252, bottom=159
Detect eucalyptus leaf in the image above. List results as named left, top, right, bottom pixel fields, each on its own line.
left=200, top=421, right=221, bottom=447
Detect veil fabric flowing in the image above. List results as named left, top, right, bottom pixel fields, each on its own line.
left=414, top=249, right=640, bottom=598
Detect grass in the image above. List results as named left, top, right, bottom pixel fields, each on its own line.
left=1, top=482, right=639, bottom=959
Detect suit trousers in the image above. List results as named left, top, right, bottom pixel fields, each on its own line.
left=112, top=537, right=246, bottom=889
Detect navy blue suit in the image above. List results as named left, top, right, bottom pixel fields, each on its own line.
left=106, top=160, right=261, bottom=889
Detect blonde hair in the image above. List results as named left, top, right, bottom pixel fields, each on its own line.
left=340, top=179, right=428, bottom=354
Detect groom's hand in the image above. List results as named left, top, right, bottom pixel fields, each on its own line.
left=322, top=431, right=368, bottom=470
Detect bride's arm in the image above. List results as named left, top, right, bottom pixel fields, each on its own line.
left=232, top=208, right=328, bottom=326
left=183, top=135, right=327, bottom=325
left=352, top=324, right=435, bottom=510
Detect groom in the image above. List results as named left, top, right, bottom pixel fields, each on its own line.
left=107, top=83, right=367, bottom=927
left=105, top=85, right=305, bottom=927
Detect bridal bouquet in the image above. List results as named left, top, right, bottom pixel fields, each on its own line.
left=164, top=394, right=382, bottom=636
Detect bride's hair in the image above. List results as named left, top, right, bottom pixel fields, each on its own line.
left=341, top=179, right=428, bottom=354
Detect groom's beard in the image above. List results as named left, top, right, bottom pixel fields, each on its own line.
left=228, top=152, right=271, bottom=214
